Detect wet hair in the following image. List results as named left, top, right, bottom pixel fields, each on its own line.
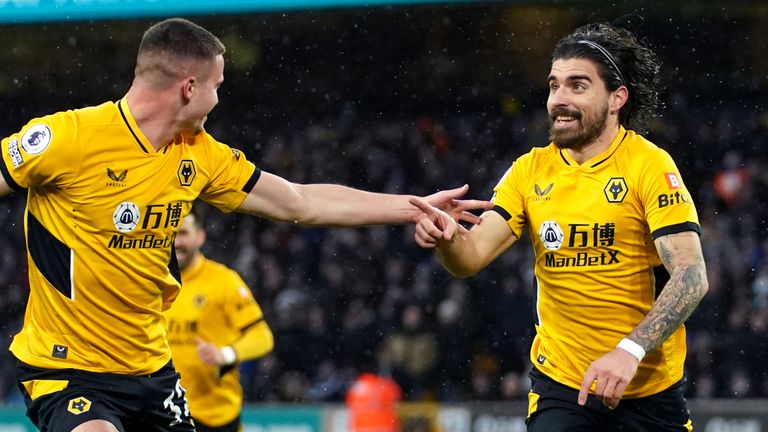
left=135, top=18, right=226, bottom=84
left=552, top=23, right=661, bottom=134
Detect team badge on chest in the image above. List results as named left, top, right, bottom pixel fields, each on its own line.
left=178, top=160, right=196, bottom=187
left=604, top=177, right=628, bottom=203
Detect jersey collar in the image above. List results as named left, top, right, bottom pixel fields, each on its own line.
left=180, top=253, right=206, bottom=281
left=556, top=126, right=628, bottom=169
left=117, top=97, right=164, bottom=155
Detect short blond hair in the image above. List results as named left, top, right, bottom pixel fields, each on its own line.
left=135, top=18, right=226, bottom=88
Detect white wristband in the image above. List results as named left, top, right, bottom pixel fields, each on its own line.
left=220, top=346, right=237, bottom=365
left=617, top=338, right=646, bottom=362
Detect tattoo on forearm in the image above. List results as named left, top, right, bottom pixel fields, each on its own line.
left=658, top=240, right=674, bottom=268
left=630, top=236, right=707, bottom=353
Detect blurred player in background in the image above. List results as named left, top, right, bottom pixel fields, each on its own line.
left=165, top=209, right=273, bottom=432
left=411, top=22, right=707, bottom=431
left=0, top=17, right=491, bottom=432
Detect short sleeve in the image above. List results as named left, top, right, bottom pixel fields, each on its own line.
left=638, top=148, right=701, bottom=239
left=1, top=113, right=80, bottom=190
left=222, top=273, right=265, bottom=332
left=199, top=135, right=260, bottom=212
left=491, top=155, right=529, bottom=239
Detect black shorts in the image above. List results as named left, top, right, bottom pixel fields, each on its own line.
left=194, top=416, right=241, bottom=432
left=16, top=358, right=196, bottom=432
left=526, top=368, right=692, bottom=432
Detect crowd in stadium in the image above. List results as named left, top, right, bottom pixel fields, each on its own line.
left=205, top=87, right=768, bottom=403
left=0, top=10, right=767, bottom=406
left=1, top=90, right=766, bottom=405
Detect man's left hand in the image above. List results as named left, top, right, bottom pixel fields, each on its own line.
left=578, top=348, right=640, bottom=409
left=195, top=337, right=225, bottom=366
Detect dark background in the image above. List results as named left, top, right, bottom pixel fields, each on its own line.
left=0, top=0, right=766, bottom=404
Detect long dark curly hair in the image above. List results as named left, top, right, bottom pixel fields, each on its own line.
left=552, top=23, right=661, bottom=134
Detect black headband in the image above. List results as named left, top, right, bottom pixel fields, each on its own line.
left=577, top=40, right=625, bottom=85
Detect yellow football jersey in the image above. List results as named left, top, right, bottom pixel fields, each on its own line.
left=0, top=98, right=259, bottom=375
left=492, top=127, right=700, bottom=398
left=165, top=255, right=264, bottom=427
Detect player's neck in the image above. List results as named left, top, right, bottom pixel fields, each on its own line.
left=125, top=87, right=181, bottom=152
left=180, top=253, right=204, bottom=275
left=565, top=122, right=621, bottom=165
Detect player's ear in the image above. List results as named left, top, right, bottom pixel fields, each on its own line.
left=609, top=86, right=628, bottom=115
left=182, top=78, right=196, bottom=102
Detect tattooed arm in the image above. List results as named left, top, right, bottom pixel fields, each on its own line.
left=578, top=230, right=708, bottom=409
left=628, top=231, right=708, bottom=352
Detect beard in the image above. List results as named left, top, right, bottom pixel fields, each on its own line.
left=548, top=104, right=608, bottom=150
left=175, top=249, right=196, bottom=271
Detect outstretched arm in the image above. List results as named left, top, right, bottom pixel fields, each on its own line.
left=579, top=231, right=708, bottom=409
left=236, top=170, right=492, bottom=227
left=410, top=197, right=518, bottom=278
